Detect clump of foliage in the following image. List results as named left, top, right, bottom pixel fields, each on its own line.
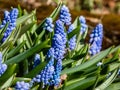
left=0, top=2, right=120, bottom=90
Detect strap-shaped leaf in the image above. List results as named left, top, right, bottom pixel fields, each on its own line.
left=50, top=2, right=62, bottom=20
left=0, top=74, right=15, bottom=90
left=7, top=41, right=26, bottom=58
left=0, top=64, right=16, bottom=84
left=16, top=12, right=35, bottom=26
left=5, top=39, right=50, bottom=65
left=64, top=75, right=105, bottom=90
left=61, top=47, right=112, bottom=74
left=24, top=62, right=47, bottom=78
left=95, top=69, right=118, bottom=90
left=31, top=85, right=39, bottom=90
left=68, top=26, right=80, bottom=40
left=105, top=82, right=120, bottom=90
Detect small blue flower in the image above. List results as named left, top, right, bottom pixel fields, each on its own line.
left=79, top=16, right=87, bottom=34
left=43, top=17, right=54, bottom=32
left=0, top=63, right=7, bottom=77
left=54, top=20, right=67, bottom=45
left=0, top=52, right=7, bottom=77
left=51, top=20, right=67, bottom=86
left=68, top=24, right=76, bottom=50
left=52, top=34, right=65, bottom=60
left=59, top=5, right=71, bottom=25
left=15, top=81, right=30, bottom=90
left=31, top=48, right=55, bottom=87
left=89, top=24, right=103, bottom=56
left=0, top=8, right=18, bottom=42
left=53, top=59, right=62, bottom=86
left=46, top=47, right=54, bottom=59
left=33, top=54, right=40, bottom=68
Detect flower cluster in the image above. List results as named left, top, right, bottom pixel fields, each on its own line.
left=52, top=34, right=65, bottom=60
left=15, top=81, right=30, bottom=90
left=43, top=17, right=54, bottom=32
left=54, top=20, right=67, bottom=45
left=31, top=48, right=55, bottom=86
left=0, top=52, right=7, bottom=77
left=79, top=16, right=87, bottom=34
left=53, top=59, right=62, bottom=86
left=51, top=20, right=67, bottom=86
left=0, top=8, right=18, bottom=42
left=59, top=5, right=71, bottom=25
left=68, top=24, right=76, bottom=50
left=33, top=54, right=40, bottom=68
left=89, top=24, right=103, bottom=55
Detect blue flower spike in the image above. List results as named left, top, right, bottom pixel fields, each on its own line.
left=15, top=81, right=30, bottom=90
left=43, top=17, right=54, bottom=32
left=31, top=48, right=55, bottom=87
left=79, top=16, right=88, bottom=34
left=0, top=8, right=18, bottom=42
left=59, top=5, right=71, bottom=25
left=89, top=23, right=103, bottom=56
left=0, top=52, right=7, bottom=77
left=68, top=24, right=76, bottom=50
left=33, top=54, right=40, bottom=68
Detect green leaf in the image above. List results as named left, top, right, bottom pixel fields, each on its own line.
left=62, top=59, right=74, bottom=66
left=61, top=47, right=112, bottom=75
left=0, top=40, right=13, bottom=49
left=53, top=0, right=59, bottom=4
left=13, top=77, right=31, bottom=85
left=64, top=75, right=106, bottom=90
left=64, top=76, right=96, bottom=90
left=72, top=44, right=89, bottom=60
left=0, top=64, right=16, bottom=85
left=34, top=30, right=45, bottom=45
left=18, top=22, right=35, bottom=38
left=0, top=74, right=15, bottom=90
left=31, top=85, right=39, bottom=90
left=16, top=12, right=34, bottom=26
left=50, top=2, right=62, bottom=20
left=68, top=26, right=80, bottom=40
left=5, top=39, right=50, bottom=65
left=18, top=4, right=22, bottom=17
left=109, top=45, right=120, bottom=54
left=7, top=41, right=26, bottom=58
left=24, top=62, right=47, bottom=78
left=95, top=69, right=118, bottom=90
left=105, top=82, right=120, bottom=90
left=108, top=62, right=120, bottom=72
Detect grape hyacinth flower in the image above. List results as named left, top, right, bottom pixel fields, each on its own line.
left=0, top=63, right=7, bottom=77
left=51, top=20, right=67, bottom=86
left=52, top=59, right=62, bottom=86
left=0, top=8, right=18, bottom=42
left=31, top=48, right=55, bottom=87
left=68, top=24, right=76, bottom=50
left=89, top=24, right=103, bottom=56
left=52, top=34, right=65, bottom=60
left=15, top=81, right=30, bottom=90
left=51, top=34, right=65, bottom=86
left=59, top=5, right=71, bottom=25
left=0, top=52, right=7, bottom=77
left=79, top=16, right=88, bottom=34
left=43, top=17, right=54, bottom=32
left=54, top=20, right=67, bottom=45
left=33, top=54, right=40, bottom=68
